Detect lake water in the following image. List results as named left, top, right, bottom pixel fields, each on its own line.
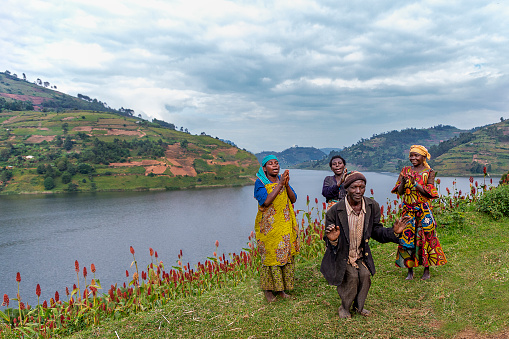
left=0, top=169, right=491, bottom=307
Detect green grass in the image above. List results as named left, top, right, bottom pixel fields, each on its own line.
left=49, top=211, right=508, bottom=339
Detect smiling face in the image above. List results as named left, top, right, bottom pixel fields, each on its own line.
left=346, top=180, right=366, bottom=204
left=409, top=152, right=425, bottom=167
left=263, top=159, right=280, bottom=178
left=330, top=158, right=345, bottom=176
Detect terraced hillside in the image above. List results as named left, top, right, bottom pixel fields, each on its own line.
left=0, top=110, right=259, bottom=194
left=432, top=120, right=509, bottom=176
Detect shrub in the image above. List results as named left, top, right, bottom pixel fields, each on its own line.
left=476, top=184, right=509, bottom=219
left=61, top=172, right=72, bottom=184
left=44, top=177, right=55, bottom=190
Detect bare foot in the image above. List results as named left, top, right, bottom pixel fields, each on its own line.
left=277, top=291, right=291, bottom=299
left=338, top=307, right=352, bottom=319
left=264, top=290, right=276, bottom=302
left=406, top=268, right=414, bottom=280
left=355, top=308, right=371, bottom=317
left=421, top=267, right=430, bottom=280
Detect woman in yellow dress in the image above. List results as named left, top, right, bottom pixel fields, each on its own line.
left=392, top=145, right=447, bottom=280
left=254, top=155, right=299, bottom=302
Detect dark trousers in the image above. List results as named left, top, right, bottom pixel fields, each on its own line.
left=337, top=260, right=371, bottom=311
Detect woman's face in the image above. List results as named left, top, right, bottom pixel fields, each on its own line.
left=331, top=158, right=345, bottom=176
left=264, top=159, right=280, bottom=177
left=409, top=152, right=425, bottom=167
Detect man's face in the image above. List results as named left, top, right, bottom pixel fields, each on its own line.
left=347, top=180, right=366, bottom=203
left=264, top=159, right=280, bottom=177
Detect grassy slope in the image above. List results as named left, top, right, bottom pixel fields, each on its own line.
left=0, top=110, right=259, bottom=194
left=59, top=211, right=508, bottom=339
left=434, top=120, right=509, bottom=176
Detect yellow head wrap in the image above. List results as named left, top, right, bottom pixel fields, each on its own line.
left=409, top=145, right=431, bottom=168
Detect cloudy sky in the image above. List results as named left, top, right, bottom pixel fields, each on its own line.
left=1, top=0, right=508, bottom=153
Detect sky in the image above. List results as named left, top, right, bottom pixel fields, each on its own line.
left=1, top=0, right=508, bottom=153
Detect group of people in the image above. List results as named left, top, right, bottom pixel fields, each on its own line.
left=253, top=145, right=447, bottom=318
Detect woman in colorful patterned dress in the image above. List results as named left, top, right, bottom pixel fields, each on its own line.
left=254, top=155, right=299, bottom=302
left=392, top=145, right=447, bottom=280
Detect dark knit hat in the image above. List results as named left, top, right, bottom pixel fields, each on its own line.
left=343, top=171, right=367, bottom=188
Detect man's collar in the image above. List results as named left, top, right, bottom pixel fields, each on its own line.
left=345, top=196, right=365, bottom=215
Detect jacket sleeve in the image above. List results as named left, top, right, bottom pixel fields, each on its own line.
left=323, top=204, right=340, bottom=254
left=370, top=200, right=399, bottom=244
left=322, top=176, right=340, bottom=200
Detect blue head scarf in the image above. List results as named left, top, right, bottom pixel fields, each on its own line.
left=256, top=155, right=279, bottom=185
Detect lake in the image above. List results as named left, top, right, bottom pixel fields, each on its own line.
left=0, top=169, right=491, bottom=307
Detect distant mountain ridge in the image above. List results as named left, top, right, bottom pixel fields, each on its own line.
left=255, top=147, right=326, bottom=168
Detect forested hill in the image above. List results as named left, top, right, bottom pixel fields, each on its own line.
left=0, top=110, right=259, bottom=194
left=0, top=71, right=136, bottom=117
left=295, top=125, right=467, bottom=172
left=256, top=147, right=326, bottom=168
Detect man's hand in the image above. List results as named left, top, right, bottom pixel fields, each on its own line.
left=393, top=215, right=412, bottom=234
left=325, top=224, right=341, bottom=241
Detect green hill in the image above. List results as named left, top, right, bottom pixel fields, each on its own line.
left=296, top=125, right=467, bottom=172
left=0, top=71, right=136, bottom=115
left=256, top=147, right=326, bottom=168
left=431, top=119, right=509, bottom=176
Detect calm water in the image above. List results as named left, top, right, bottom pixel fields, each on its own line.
left=0, top=170, right=490, bottom=306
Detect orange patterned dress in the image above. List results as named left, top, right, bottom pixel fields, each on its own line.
left=391, top=167, right=447, bottom=268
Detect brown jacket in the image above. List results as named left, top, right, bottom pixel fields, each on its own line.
left=320, top=197, right=399, bottom=286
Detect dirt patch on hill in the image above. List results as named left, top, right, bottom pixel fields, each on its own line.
left=2, top=115, right=19, bottom=124
left=62, top=116, right=75, bottom=121
left=26, top=135, right=55, bottom=143
left=165, top=144, right=198, bottom=177
left=0, top=93, right=47, bottom=105
left=109, top=160, right=170, bottom=176
left=73, top=126, right=93, bottom=132
left=106, top=129, right=144, bottom=136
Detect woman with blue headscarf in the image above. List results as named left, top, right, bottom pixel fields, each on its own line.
left=254, top=155, right=299, bottom=302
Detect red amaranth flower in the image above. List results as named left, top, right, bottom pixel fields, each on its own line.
left=36, top=284, right=41, bottom=297
left=315, top=197, right=318, bottom=204
left=91, top=263, right=96, bottom=273
left=125, top=270, right=129, bottom=278
left=55, top=291, right=60, bottom=302
left=42, top=300, right=47, bottom=309
left=75, top=260, right=79, bottom=273
left=436, top=178, right=441, bottom=185
left=483, top=166, right=487, bottom=174
left=370, top=189, right=374, bottom=196
left=130, top=246, right=135, bottom=255
left=469, top=176, right=474, bottom=183
left=2, top=294, right=8, bottom=307
left=215, top=240, right=219, bottom=248
left=322, top=202, right=326, bottom=210
left=83, top=267, right=88, bottom=279
left=149, top=247, right=154, bottom=256
left=16, top=272, right=21, bottom=282
left=155, top=251, right=158, bottom=258
left=66, top=287, right=69, bottom=296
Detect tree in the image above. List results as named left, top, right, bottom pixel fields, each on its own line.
left=22, top=73, right=26, bottom=81
left=44, top=177, right=55, bottom=190
left=61, top=172, right=72, bottom=184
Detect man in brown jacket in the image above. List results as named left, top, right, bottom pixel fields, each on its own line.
left=320, top=171, right=410, bottom=318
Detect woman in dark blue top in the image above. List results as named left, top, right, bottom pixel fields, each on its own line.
left=322, top=155, right=347, bottom=209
